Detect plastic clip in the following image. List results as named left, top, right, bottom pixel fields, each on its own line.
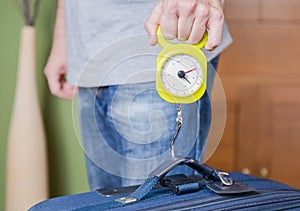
left=160, top=174, right=201, bottom=195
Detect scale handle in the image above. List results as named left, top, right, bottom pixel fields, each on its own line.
left=157, top=25, right=208, bottom=49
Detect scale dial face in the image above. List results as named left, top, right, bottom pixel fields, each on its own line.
left=160, top=54, right=203, bottom=97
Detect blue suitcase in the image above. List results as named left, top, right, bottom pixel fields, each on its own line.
left=29, top=157, right=300, bottom=211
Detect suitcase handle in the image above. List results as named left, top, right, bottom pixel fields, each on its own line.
left=115, top=156, right=233, bottom=205
left=149, top=156, right=233, bottom=186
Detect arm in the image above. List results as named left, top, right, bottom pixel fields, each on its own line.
left=44, top=0, right=76, bottom=99
left=145, top=0, right=224, bottom=50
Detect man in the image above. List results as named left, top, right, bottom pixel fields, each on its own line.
left=45, top=0, right=232, bottom=190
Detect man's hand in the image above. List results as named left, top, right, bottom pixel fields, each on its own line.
left=145, top=0, right=224, bottom=50
left=44, top=0, right=76, bottom=99
left=44, top=48, right=76, bottom=99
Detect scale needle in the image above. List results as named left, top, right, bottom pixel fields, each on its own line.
left=184, top=67, right=197, bottom=74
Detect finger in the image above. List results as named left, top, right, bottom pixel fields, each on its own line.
left=188, top=3, right=210, bottom=44
left=177, top=15, right=194, bottom=41
left=160, top=14, right=178, bottom=40
left=160, top=1, right=178, bottom=40
left=205, top=22, right=223, bottom=50
left=205, top=8, right=224, bottom=50
left=188, top=17, right=207, bottom=44
left=176, top=0, right=198, bottom=41
left=61, top=82, right=77, bottom=99
left=46, top=73, right=65, bottom=98
left=145, top=3, right=162, bottom=45
left=46, top=73, right=74, bottom=99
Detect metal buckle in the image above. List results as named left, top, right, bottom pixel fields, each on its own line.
left=115, top=197, right=137, bottom=204
left=216, top=171, right=233, bottom=186
left=170, top=104, right=183, bottom=158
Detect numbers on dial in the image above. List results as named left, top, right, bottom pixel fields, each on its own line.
left=161, top=54, right=203, bottom=97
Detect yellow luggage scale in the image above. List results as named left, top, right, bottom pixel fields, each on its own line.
left=156, top=26, right=208, bottom=104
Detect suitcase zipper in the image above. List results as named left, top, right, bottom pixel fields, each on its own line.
left=188, top=191, right=300, bottom=211
left=136, top=190, right=300, bottom=211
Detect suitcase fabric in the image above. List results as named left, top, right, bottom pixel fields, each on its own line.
left=29, top=157, right=300, bottom=211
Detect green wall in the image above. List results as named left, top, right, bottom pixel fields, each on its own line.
left=0, top=0, right=89, bottom=209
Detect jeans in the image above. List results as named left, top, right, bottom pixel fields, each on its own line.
left=78, top=57, right=219, bottom=190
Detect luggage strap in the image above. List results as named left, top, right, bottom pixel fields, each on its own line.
left=95, top=157, right=254, bottom=210
left=93, top=176, right=159, bottom=210
left=113, top=157, right=234, bottom=205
